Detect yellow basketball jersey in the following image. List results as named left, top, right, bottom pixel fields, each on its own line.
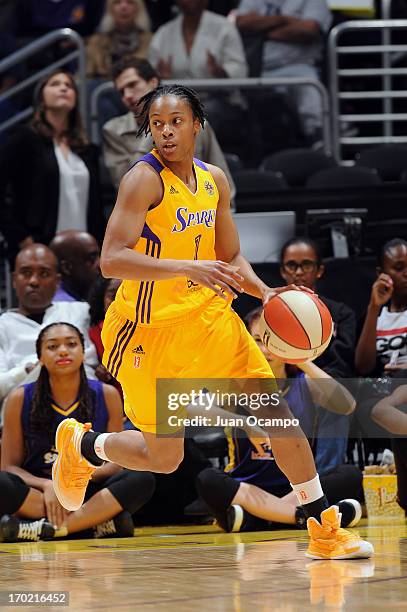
left=114, top=149, right=219, bottom=326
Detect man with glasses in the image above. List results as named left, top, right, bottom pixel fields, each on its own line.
left=280, top=237, right=356, bottom=473
left=280, top=236, right=356, bottom=380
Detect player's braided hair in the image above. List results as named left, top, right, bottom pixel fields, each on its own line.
left=136, top=85, right=206, bottom=137
left=30, top=323, right=95, bottom=436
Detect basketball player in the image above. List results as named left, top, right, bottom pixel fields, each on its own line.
left=53, top=85, right=373, bottom=559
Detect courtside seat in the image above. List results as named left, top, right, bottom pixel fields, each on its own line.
left=355, top=144, right=407, bottom=181
left=306, top=166, right=381, bottom=189
left=260, top=148, right=336, bottom=187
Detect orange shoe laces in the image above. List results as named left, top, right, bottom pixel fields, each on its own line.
left=66, top=465, right=95, bottom=489
left=336, top=528, right=361, bottom=542
left=313, top=526, right=361, bottom=551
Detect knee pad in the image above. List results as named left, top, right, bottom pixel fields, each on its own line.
left=107, top=471, right=156, bottom=515
left=196, top=468, right=240, bottom=513
left=0, top=471, right=30, bottom=515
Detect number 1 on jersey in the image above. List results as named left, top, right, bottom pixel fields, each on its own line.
left=194, top=234, right=202, bottom=260
left=187, top=234, right=202, bottom=290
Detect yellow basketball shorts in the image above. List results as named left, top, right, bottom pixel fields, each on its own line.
left=102, top=297, right=274, bottom=433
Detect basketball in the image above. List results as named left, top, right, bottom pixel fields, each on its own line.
left=258, top=290, right=333, bottom=364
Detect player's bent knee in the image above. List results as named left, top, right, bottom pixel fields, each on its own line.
left=150, top=447, right=184, bottom=474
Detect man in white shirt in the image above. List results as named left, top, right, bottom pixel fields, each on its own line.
left=236, top=0, right=332, bottom=142
left=102, top=57, right=236, bottom=197
left=0, top=244, right=98, bottom=405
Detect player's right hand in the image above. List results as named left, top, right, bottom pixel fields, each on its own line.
left=43, top=480, right=70, bottom=528
left=185, top=260, right=244, bottom=300
left=370, top=273, right=393, bottom=308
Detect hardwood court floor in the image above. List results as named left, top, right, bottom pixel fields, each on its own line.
left=0, top=522, right=406, bottom=611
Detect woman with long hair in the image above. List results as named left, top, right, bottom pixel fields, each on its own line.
left=86, top=0, right=151, bottom=79
left=0, top=70, right=105, bottom=256
left=0, top=322, right=154, bottom=542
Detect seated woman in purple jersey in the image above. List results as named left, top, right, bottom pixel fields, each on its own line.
left=196, top=307, right=364, bottom=532
left=0, top=322, right=154, bottom=542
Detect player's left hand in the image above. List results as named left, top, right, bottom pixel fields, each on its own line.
left=262, top=284, right=314, bottom=305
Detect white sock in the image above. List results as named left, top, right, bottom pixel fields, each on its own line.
left=94, top=433, right=113, bottom=462
left=290, top=474, right=324, bottom=506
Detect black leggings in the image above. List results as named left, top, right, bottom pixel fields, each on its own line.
left=0, top=469, right=155, bottom=517
left=196, top=464, right=364, bottom=516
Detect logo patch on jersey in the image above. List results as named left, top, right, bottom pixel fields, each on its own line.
left=204, top=180, right=215, bottom=196
left=134, top=355, right=142, bottom=368
left=132, top=345, right=145, bottom=355
left=169, top=185, right=179, bottom=194
left=172, top=207, right=216, bottom=233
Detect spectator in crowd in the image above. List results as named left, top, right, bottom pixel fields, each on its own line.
left=280, top=237, right=356, bottom=472
left=356, top=238, right=407, bottom=377
left=0, top=244, right=98, bottom=406
left=353, top=239, right=407, bottom=455
left=280, top=238, right=356, bottom=379
left=86, top=0, right=152, bottom=79
left=0, top=322, right=154, bottom=542
left=235, top=0, right=332, bottom=144
left=148, top=0, right=248, bottom=133
left=195, top=307, right=363, bottom=533
left=0, top=71, right=105, bottom=257
left=102, top=57, right=236, bottom=195
left=49, top=230, right=101, bottom=303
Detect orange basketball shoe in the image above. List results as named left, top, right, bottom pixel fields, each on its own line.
left=306, top=506, right=374, bottom=560
left=52, top=418, right=97, bottom=511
